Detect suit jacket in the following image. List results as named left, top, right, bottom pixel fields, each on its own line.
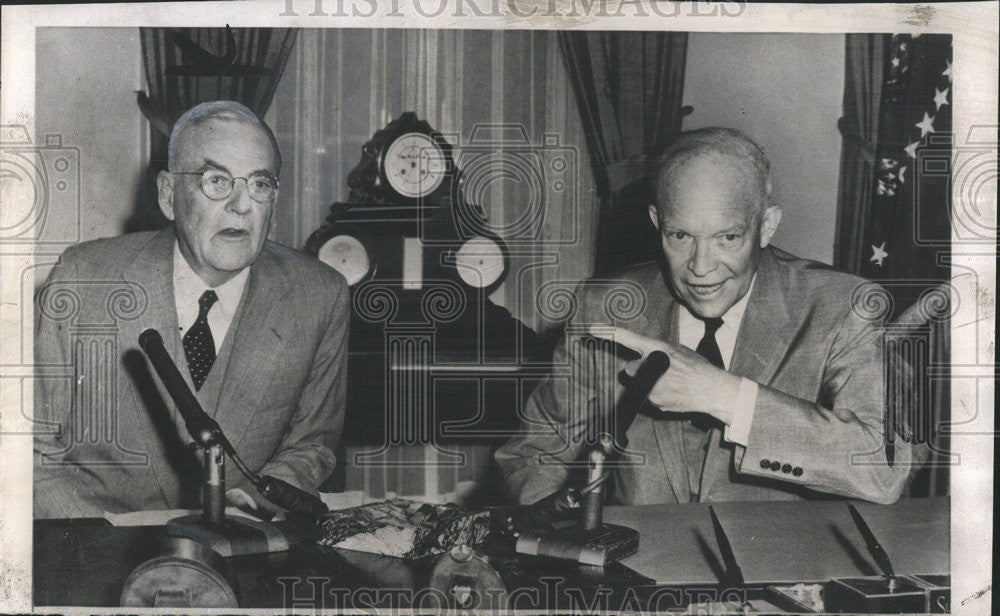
left=496, top=246, right=913, bottom=505
left=34, top=229, right=349, bottom=518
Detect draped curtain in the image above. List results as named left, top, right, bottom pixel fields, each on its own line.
left=835, top=34, right=890, bottom=274
left=559, top=31, right=689, bottom=273
left=271, top=29, right=597, bottom=504
left=132, top=27, right=297, bottom=229
left=834, top=34, right=952, bottom=496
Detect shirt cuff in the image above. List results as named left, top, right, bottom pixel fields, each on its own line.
left=723, top=378, right=758, bottom=447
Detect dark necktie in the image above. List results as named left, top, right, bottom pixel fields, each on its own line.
left=183, top=290, right=218, bottom=391
left=692, top=317, right=725, bottom=432
left=696, top=317, right=725, bottom=369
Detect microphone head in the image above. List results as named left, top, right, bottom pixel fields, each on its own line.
left=645, top=350, right=670, bottom=374
left=138, top=328, right=163, bottom=350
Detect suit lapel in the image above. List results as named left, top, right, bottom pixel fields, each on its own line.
left=642, top=284, right=691, bottom=504
left=728, top=249, right=793, bottom=385
left=214, top=245, right=289, bottom=451
left=699, top=249, right=793, bottom=501
left=118, top=228, right=181, bottom=506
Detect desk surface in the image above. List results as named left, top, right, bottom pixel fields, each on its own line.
left=34, top=496, right=948, bottom=608
left=607, top=496, right=949, bottom=585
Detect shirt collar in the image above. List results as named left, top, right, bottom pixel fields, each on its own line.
left=172, top=241, right=250, bottom=315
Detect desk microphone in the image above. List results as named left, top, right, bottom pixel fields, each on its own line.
left=608, top=350, right=670, bottom=452
left=139, top=329, right=223, bottom=447
left=510, top=350, right=670, bottom=566
left=139, top=328, right=327, bottom=519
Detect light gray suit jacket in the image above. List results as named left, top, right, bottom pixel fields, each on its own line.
left=496, top=247, right=913, bottom=505
left=34, top=229, right=349, bottom=518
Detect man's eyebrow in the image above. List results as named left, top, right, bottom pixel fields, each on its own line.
left=199, top=159, right=275, bottom=178
left=716, top=226, right=748, bottom=235
left=200, top=158, right=229, bottom=172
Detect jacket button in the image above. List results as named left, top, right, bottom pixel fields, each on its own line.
left=760, top=459, right=770, bottom=469
left=792, top=467, right=803, bottom=476
left=782, top=464, right=792, bottom=474
left=770, top=461, right=781, bottom=471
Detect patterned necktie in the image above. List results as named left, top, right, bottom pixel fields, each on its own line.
left=183, top=290, right=218, bottom=391
left=692, top=317, right=725, bottom=432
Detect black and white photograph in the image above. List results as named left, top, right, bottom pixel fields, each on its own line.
left=0, top=1, right=996, bottom=613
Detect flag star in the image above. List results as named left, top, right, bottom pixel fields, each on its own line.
left=904, top=141, right=920, bottom=159
left=934, top=87, right=949, bottom=110
left=891, top=57, right=901, bottom=68
left=871, top=242, right=888, bottom=267
left=898, top=166, right=907, bottom=184
left=899, top=42, right=907, bottom=51
left=942, top=59, right=952, bottom=82
left=912, top=33, right=922, bottom=38
left=915, top=112, right=935, bottom=138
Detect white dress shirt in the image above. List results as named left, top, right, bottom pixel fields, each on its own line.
left=173, top=242, right=250, bottom=354
left=676, top=277, right=759, bottom=446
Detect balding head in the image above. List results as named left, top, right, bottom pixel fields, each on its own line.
left=652, top=127, right=771, bottom=225
left=167, top=100, right=281, bottom=174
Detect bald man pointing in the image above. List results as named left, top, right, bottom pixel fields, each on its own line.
left=497, top=127, right=912, bottom=505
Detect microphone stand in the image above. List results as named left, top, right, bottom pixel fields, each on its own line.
left=511, top=350, right=671, bottom=567
left=137, top=328, right=307, bottom=557
left=166, top=424, right=291, bottom=558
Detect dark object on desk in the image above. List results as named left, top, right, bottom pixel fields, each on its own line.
left=708, top=506, right=744, bottom=586
left=848, top=503, right=896, bottom=580
left=317, top=499, right=490, bottom=559
left=119, top=536, right=238, bottom=608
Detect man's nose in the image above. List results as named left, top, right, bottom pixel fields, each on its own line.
left=687, top=239, right=717, bottom=277
left=225, top=179, right=254, bottom=214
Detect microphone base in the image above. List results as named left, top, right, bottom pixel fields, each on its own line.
left=515, top=523, right=639, bottom=567
left=167, top=514, right=289, bottom=557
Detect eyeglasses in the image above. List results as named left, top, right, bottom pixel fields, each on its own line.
left=173, top=169, right=279, bottom=203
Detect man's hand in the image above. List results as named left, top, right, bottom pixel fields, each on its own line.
left=225, top=488, right=277, bottom=521
left=587, top=326, right=742, bottom=425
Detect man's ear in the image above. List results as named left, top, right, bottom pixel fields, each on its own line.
left=647, top=204, right=661, bottom=231
left=759, top=204, right=782, bottom=248
left=156, top=170, right=176, bottom=221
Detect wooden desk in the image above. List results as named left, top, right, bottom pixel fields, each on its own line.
left=34, top=497, right=948, bottom=609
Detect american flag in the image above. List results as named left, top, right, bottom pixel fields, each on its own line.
left=861, top=34, right=952, bottom=315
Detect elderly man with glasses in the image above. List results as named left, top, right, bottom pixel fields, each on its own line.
left=34, top=101, right=349, bottom=518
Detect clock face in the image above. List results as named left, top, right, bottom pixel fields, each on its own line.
left=317, top=234, right=371, bottom=286
left=382, top=132, right=448, bottom=198
left=454, top=236, right=505, bottom=289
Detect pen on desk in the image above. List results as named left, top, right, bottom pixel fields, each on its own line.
left=847, top=503, right=897, bottom=587
left=708, top=506, right=745, bottom=587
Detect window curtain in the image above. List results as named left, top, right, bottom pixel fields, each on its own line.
left=559, top=31, right=689, bottom=273
left=835, top=34, right=952, bottom=497
left=271, top=29, right=598, bottom=505
left=132, top=27, right=297, bottom=229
